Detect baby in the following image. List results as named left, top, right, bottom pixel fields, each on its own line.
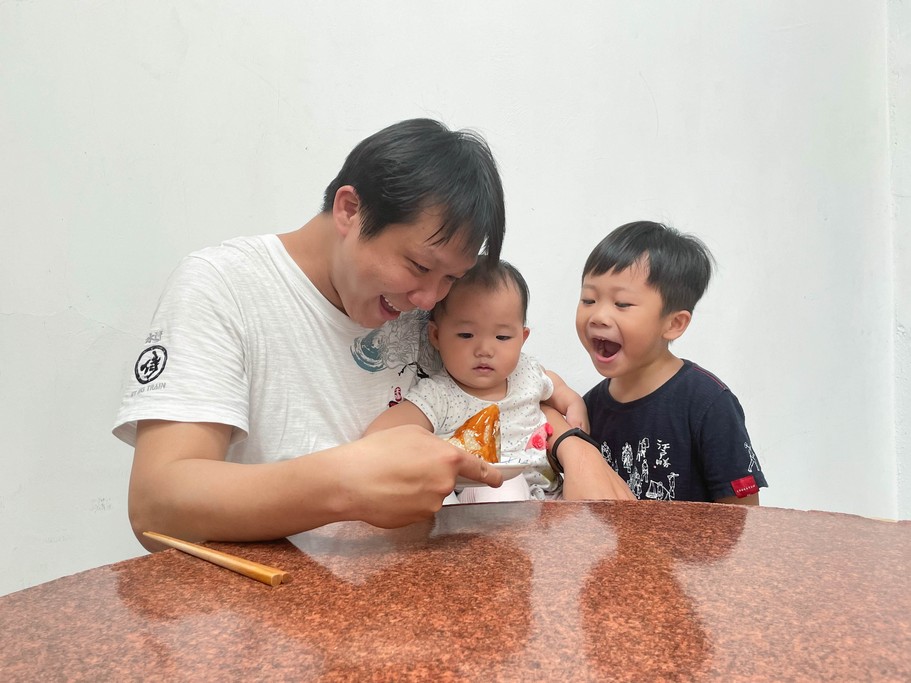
left=364, top=256, right=584, bottom=501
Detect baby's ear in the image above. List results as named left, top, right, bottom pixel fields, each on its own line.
left=662, top=310, right=692, bottom=341
left=522, top=327, right=530, bottom=343
left=428, top=321, right=441, bottom=350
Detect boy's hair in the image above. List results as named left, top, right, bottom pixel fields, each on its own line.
left=322, top=118, right=505, bottom=262
left=583, top=221, right=714, bottom=314
left=432, top=256, right=530, bottom=324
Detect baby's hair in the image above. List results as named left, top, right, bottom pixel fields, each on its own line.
left=432, top=255, right=530, bottom=323
left=583, top=221, right=714, bottom=314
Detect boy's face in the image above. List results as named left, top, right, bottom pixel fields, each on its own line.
left=336, top=208, right=477, bottom=328
left=575, top=262, right=685, bottom=381
left=429, top=281, right=529, bottom=400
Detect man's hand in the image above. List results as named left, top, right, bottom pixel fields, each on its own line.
left=336, top=425, right=504, bottom=529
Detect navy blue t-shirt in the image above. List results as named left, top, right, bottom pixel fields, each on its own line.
left=583, top=360, right=767, bottom=502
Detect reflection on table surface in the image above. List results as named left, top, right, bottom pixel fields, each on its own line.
left=1, top=501, right=909, bottom=681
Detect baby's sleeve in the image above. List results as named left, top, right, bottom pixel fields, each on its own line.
left=524, top=353, right=554, bottom=401
left=403, top=376, right=449, bottom=435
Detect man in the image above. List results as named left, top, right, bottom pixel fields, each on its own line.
left=115, top=119, right=507, bottom=550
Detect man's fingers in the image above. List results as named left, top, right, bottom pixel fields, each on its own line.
left=455, top=453, right=504, bottom=488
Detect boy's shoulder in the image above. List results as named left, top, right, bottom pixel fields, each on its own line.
left=664, top=361, right=738, bottom=411
left=584, top=360, right=733, bottom=407
left=678, top=360, right=731, bottom=393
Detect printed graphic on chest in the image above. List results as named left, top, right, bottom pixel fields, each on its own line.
left=604, top=436, right=679, bottom=501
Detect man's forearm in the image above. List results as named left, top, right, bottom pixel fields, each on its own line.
left=541, top=406, right=633, bottom=501
left=129, top=450, right=350, bottom=550
left=129, top=420, right=503, bottom=551
left=558, top=439, right=636, bottom=501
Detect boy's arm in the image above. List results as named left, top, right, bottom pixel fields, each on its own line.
left=698, top=391, right=766, bottom=506
left=363, top=400, right=434, bottom=436
left=542, top=406, right=634, bottom=501
left=543, top=370, right=589, bottom=431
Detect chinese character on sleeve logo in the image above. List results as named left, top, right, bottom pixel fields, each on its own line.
left=135, top=345, right=168, bottom=384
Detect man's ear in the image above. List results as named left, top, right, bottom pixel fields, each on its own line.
left=332, top=185, right=361, bottom=237
left=662, top=310, right=692, bottom=341
left=428, top=321, right=441, bottom=350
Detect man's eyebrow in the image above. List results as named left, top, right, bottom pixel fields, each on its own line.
left=420, top=239, right=477, bottom=270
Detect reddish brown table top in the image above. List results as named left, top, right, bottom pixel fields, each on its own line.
left=1, top=501, right=909, bottom=681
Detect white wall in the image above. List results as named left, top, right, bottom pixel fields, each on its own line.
left=890, top=0, right=911, bottom=520
left=1, top=1, right=904, bottom=596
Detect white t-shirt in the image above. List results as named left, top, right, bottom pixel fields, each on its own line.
left=113, top=235, right=434, bottom=464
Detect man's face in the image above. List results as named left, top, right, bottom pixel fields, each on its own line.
left=335, top=211, right=478, bottom=329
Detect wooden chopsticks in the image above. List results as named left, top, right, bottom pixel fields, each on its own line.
left=143, top=531, right=290, bottom=586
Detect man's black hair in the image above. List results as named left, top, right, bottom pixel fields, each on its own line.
left=583, top=221, right=714, bottom=314
left=433, top=255, right=529, bottom=324
left=322, top=118, right=505, bottom=261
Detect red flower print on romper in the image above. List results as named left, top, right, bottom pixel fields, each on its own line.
left=526, top=423, right=554, bottom=450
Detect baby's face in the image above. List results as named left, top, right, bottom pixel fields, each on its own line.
left=429, top=282, right=529, bottom=400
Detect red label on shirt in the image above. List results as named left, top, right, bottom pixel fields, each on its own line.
left=731, top=475, right=759, bottom=498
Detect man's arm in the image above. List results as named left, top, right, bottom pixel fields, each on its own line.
left=129, top=419, right=502, bottom=551
left=543, top=370, right=589, bottom=431
left=541, top=406, right=635, bottom=501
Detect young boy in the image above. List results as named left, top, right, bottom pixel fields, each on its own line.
left=575, top=221, right=767, bottom=504
left=365, top=257, right=606, bottom=502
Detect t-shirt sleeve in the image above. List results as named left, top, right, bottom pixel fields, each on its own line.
left=696, top=391, right=768, bottom=500
left=112, top=255, right=250, bottom=446
left=404, top=376, right=450, bottom=433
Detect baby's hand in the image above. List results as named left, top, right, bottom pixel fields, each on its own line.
left=564, top=399, right=590, bottom=432
left=543, top=369, right=590, bottom=431
left=544, top=370, right=588, bottom=432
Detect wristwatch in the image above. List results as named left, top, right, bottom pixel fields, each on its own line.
left=548, top=427, right=600, bottom=475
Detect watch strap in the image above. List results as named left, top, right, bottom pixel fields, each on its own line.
left=549, top=427, right=600, bottom=474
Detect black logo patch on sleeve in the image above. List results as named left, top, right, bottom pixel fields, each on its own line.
left=135, top=345, right=168, bottom=384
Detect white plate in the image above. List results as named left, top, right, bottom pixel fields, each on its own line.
left=455, top=462, right=527, bottom=488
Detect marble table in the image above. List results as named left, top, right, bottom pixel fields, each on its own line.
left=1, top=501, right=909, bottom=681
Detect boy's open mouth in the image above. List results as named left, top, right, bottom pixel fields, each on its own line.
left=593, top=338, right=621, bottom=358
